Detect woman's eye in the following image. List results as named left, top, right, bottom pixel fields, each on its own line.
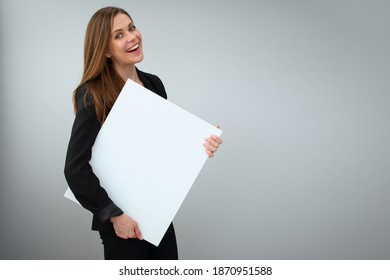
left=114, top=33, right=123, bottom=39
left=130, top=25, right=136, bottom=31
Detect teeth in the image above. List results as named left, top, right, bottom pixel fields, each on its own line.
left=129, top=44, right=139, bottom=51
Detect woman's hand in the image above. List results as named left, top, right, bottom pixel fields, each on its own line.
left=110, top=214, right=143, bottom=240
left=203, top=125, right=223, bottom=158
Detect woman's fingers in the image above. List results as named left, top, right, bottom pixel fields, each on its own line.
left=203, top=125, right=223, bottom=157
left=206, top=149, right=214, bottom=158
left=134, top=224, right=143, bottom=240
left=127, top=220, right=143, bottom=240
left=203, top=141, right=217, bottom=152
left=211, top=134, right=223, bottom=145
left=206, top=136, right=222, bottom=147
left=111, top=214, right=143, bottom=240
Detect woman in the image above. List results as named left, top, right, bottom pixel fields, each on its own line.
left=64, top=6, right=222, bottom=260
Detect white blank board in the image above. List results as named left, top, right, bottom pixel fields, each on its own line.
left=65, top=78, right=222, bottom=246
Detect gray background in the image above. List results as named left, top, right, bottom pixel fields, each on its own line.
left=0, top=0, right=389, bottom=259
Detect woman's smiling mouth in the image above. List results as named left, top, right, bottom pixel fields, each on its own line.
left=126, top=44, right=139, bottom=53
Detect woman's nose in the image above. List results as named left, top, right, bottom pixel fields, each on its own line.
left=125, top=31, right=136, bottom=42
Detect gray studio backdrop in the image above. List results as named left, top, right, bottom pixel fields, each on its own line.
left=1, top=0, right=389, bottom=259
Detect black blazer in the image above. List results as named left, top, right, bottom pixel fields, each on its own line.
left=64, top=69, right=167, bottom=232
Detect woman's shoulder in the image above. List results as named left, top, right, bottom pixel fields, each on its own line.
left=137, top=69, right=161, bottom=82
left=137, top=68, right=167, bottom=98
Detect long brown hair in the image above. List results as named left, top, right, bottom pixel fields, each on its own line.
left=73, top=7, right=132, bottom=124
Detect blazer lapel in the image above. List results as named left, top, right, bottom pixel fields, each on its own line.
left=136, top=68, right=157, bottom=94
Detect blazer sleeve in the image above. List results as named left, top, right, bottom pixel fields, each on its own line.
left=64, top=86, right=123, bottom=222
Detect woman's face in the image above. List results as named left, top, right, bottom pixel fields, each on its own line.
left=106, top=13, right=144, bottom=69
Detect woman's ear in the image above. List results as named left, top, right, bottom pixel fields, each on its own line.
left=105, top=51, right=111, bottom=58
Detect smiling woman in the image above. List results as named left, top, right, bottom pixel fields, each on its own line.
left=105, top=13, right=144, bottom=82
left=63, top=6, right=222, bottom=260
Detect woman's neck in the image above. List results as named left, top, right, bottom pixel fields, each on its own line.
left=115, top=64, right=143, bottom=86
